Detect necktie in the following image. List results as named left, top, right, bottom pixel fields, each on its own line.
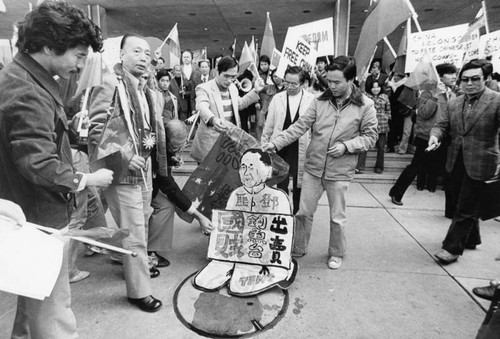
left=203, top=76, right=207, bottom=83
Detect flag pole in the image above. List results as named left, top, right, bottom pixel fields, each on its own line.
left=403, top=0, right=422, bottom=32
left=160, top=23, right=177, bottom=50
left=482, top=1, right=490, bottom=34
left=383, top=37, right=397, bottom=59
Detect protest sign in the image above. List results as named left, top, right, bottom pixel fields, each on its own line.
left=406, top=24, right=469, bottom=72
left=276, top=28, right=318, bottom=79
left=101, top=36, right=122, bottom=71
left=179, top=128, right=289, bottom=223
left=288, top=17, right=334, bottom=57
left=462, top=29, right=481, bottom=63
left=479, top=30, right=500, bottom=72
left=0, top=219, right=63, bottom=300
left=208, top=210, right=294, bottom=269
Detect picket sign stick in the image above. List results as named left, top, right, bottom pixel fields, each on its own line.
left=77, top=87, right=91, bottom=137
left=0, top=217, right=137, bottom=257
left=482, top=1, right=490, bottom=34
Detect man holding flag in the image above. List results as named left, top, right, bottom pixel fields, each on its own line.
left=88, top=34, right=165, bottom=312
left=190, top=56, right=265, bottom=163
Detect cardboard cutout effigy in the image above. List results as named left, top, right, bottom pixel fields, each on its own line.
left=192, top=148, right=298, bottom=296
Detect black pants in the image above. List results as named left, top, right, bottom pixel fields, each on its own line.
left=389, top=137, right=427, bottom=200
left=357, top=133, right=386, bottom=171
left=442, top=150, right=482, bottom=255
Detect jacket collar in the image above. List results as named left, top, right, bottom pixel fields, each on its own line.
left=317, top=84, right=364, bottom=107
left=14, top=52, right=62, bottom=106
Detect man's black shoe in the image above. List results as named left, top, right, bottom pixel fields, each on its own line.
left=148, top=251, right=170, bottom=268
left=128, top=295, right=162, bottom=312
left=473, top=285, right=499, bottom=301
left=389, top=194, right=403, bottom=206
left=150, top=267, right=160, bottom=279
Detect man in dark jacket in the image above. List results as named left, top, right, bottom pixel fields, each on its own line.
left=429, top=59, right=500, bottom=264
left=0, top=2, right=112, bottom=337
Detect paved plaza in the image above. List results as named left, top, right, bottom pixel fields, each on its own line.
left=1, top=182, right=498, bottom=338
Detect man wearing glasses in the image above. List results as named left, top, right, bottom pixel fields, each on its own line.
left=429, top=59, right=500, bottom=264
left=261, top=66, right=315, bottom=214
left=190, top=56, right=265, bottom=163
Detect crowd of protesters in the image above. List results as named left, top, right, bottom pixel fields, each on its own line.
left=0, top=1, right=499, bottom=337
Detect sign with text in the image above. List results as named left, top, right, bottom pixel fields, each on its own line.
left=406, top=24, right=469, bottom=72
left=208, top=210, right=294, bottom=269
left=276, top=29, right=318, bottom=79
left=479, top=30, right=500, bottom=72
left=288, top=17, right=334, bottom=57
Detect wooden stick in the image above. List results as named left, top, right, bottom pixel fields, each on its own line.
left=26, top=222, right=137, bottom=257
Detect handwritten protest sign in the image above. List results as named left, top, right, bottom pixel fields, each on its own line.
left=406, top=24, right=469, bottom=72
left=288, top=17, right=334, bottom=57
left=179, top=128, right=289, bottom=223
left=208, top=210, right=294, bottom=269
left=276, top=28, right=318, bottom=79
left=479, top=30, right=500, bottom=72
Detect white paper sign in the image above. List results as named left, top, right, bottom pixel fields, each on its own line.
left=406, top=24, right=469, bottom=72
left=479, top=30, right=500, bottom=72
left=276, top=29, right=318, bottom=79
left=0, top=219, right=63, bottom=300
left=288, top=17, right=334, bottom=57
left=101, top=36, right=123, bottom=72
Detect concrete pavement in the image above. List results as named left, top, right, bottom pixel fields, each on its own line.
left=1, top=182, right=498, bottom=338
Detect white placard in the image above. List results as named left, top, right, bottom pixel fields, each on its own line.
left=0, top=219, right=63, bottom=300
left=288, top=17, right=334, bottom=57
left=276, top=29, right=318, bottom=79
left=479, top=30, right=500, bottom=73
left=406, top=24, right=469, bottom=72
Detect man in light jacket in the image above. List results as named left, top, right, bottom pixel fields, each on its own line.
left=262, top=56, right=378, bottom=270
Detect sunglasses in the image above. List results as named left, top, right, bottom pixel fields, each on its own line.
left=460, top=76, right=482, bottom=84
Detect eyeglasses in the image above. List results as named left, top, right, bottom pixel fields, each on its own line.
left=460, top=76, right=482, bottom=84
left=284, top=81, right=300, bottom=87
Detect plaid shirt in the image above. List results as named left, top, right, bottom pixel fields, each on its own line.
left=369, top=93, right=391, bottom=134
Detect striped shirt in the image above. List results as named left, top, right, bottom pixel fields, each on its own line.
left=220, top=88, right=234, bottom=123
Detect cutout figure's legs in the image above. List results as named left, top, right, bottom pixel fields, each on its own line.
left=193, top=260, right=234, bottom=291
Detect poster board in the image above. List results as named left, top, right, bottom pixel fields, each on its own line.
left=288, top=17, right=334, bottom=57
left=276, top=28, right=318, bottom=79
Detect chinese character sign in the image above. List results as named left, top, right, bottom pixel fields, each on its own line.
left=208, top=210, right=294, bottom=270
left=276, top=28, right=318, bottom=79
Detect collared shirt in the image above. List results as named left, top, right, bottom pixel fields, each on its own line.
left=463, top=87, right=486, bottom=128
left=183, top=63, right=193, bottom=80
left=201, top=74, right=208, bottom=83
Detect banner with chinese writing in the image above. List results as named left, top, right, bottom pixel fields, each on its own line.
left=178, top=128, right=289, bottom=223
left=208, top=210, right=294, bottom=269
left=276, top=28, right=318, bottom=79
left=406, top=24, right=469, bottom=72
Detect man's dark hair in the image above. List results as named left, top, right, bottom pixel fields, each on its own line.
left=459, top=59, right=493, bottom=79
left=326, top=56, right=357, bottom=81
left=217, top=56, right=238, bottom=74
left=241, top=148, right=272, bottom=167
left=16, top=1, right=102, bottom=55
left=182, top=50, right=193, bottom=58
left=198, top=60, right=210, bottom=68
left=156, top=69, right=171, bottom=81
left=436, top=63, right=457, bottom=77
left=158, top=56, right=165, bottom=63
left=120, top=33, right=145, bottom=50
left=284, top=66, right=305, bottom=84
left=259, top=55, right=271, bottom=64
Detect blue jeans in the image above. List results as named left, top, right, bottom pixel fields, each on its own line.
left=293, top=172, right=350, bottom=257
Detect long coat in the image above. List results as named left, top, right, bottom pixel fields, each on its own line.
left=0, top=53, right=83, bottom=229
left=431, top=87, right=500, bottom=181
left=261, top=89, right=315, bottom=187
left=190, top=79, right=259, bottom=163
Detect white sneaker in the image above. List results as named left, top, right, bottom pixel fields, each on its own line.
left=328, top=256, right=342, bottom=270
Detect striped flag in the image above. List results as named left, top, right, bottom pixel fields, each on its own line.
left=260, top=12, right=276, bottom=59
left=459, top=2, right=488, bottom=43
left=354, top=0, right=413, bottom=79
left=404, top=52, right=439, bottom=91
left=238, top=41, right=258, bottom=77
left=163, top=23, right=181, bottom=68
